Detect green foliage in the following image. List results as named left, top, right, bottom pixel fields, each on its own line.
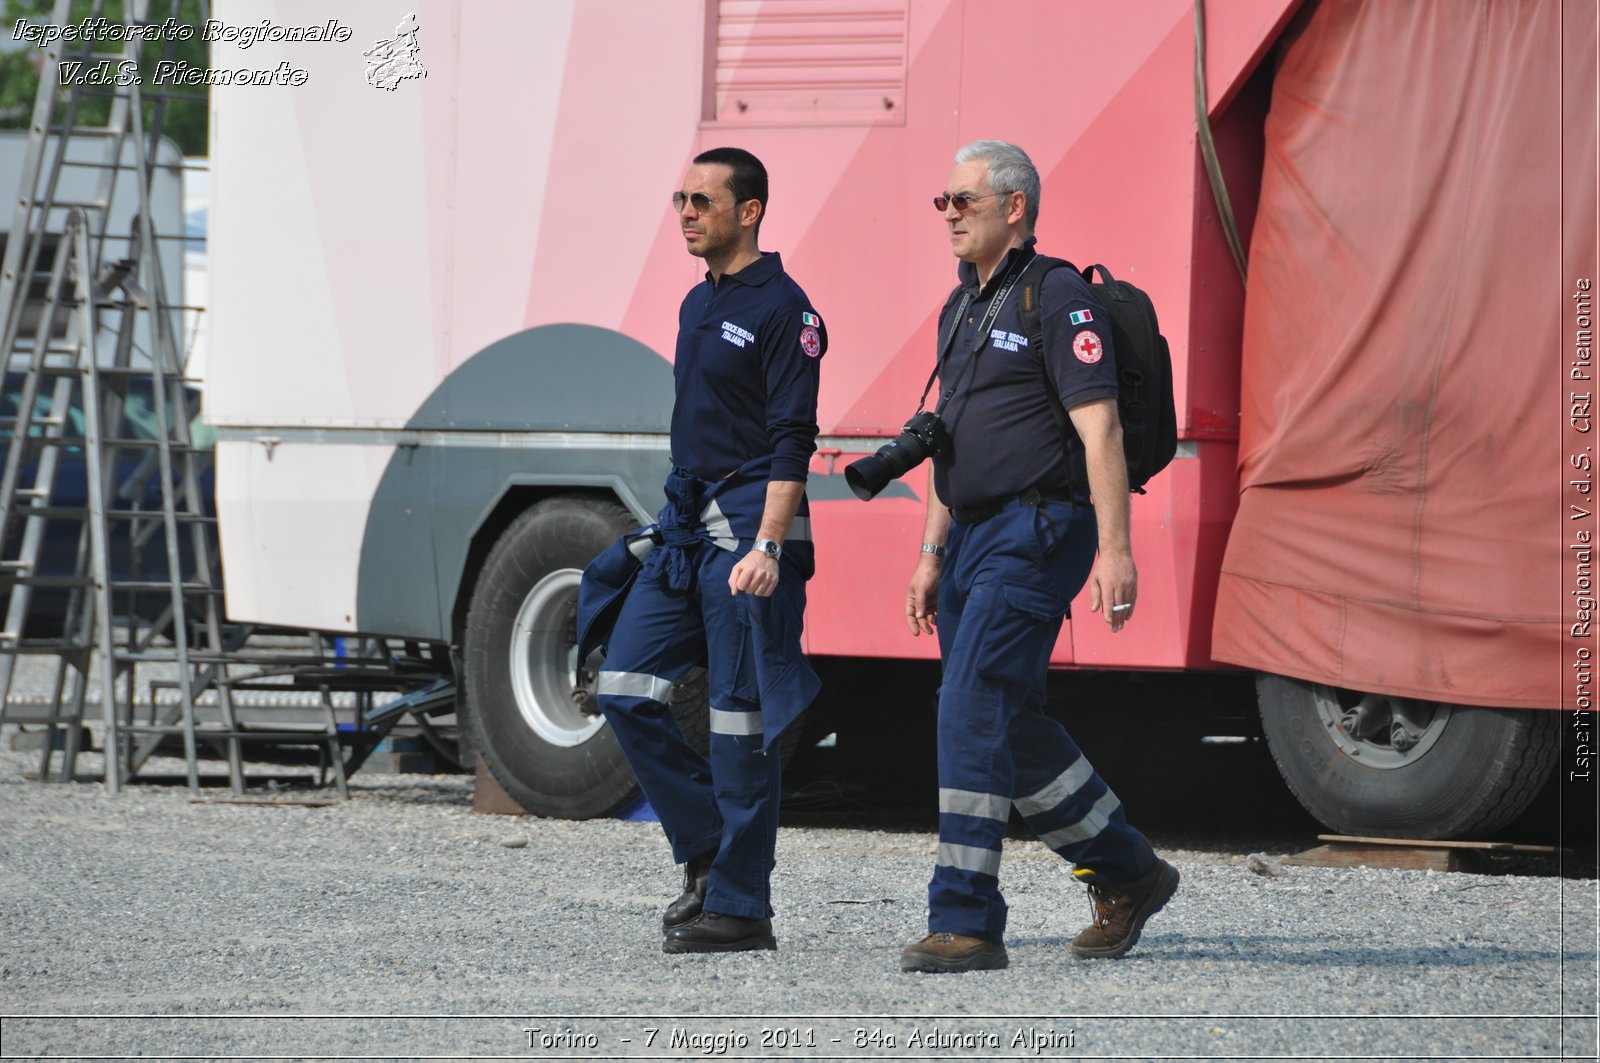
left=0, top=0, right=209, bottom=156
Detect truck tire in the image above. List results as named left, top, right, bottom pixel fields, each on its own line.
left=1256, top=673, right=1559, bottom=839
left=461, top=496, right=710, bottom=819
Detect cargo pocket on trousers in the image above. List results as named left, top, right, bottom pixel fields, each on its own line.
left=973, top=582, right=1068, bottom=690
left=706, top=592, right=759, bottom=711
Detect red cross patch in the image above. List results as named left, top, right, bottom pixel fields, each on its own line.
left=800, top=325, right=821, bottom=358
left=1072, top=329, right=1103, bottom=364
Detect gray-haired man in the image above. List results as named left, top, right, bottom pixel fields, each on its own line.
left=899, top=140, right=1178, bottom=973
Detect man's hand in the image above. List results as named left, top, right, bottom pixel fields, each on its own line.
left=729, top=551, right=779, bottom=596
left=1087, top=549, right=1137, bottom=633
left=905, top=556, right=941, bottom=636
left=1068, top=397, right=1137, bottom=634
left=734, top=480, right=804, bottom=597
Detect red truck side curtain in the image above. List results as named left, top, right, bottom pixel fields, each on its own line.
left=1211, top=0, right=1596, bottom=708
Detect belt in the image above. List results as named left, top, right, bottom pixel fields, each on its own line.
left=949, top=486, right=1079, bottom=526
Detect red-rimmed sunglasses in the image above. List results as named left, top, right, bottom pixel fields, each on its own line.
left=934, top=191, right=1003, bottom=212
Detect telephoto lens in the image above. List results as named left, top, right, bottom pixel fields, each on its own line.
left=844, top=411, right=951, bottom=500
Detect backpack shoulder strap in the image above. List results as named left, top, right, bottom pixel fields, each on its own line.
left=1017, top=255, right=1077, bottom=332
left=1016, top=255, right=1085, bottom=492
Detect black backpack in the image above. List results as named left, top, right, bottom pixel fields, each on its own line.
left=1016, top=255, right=1178, bottom=494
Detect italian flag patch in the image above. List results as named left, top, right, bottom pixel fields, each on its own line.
left=1069, top=309, right=1093, bottom=325
left=802, top=312, right=820, bottom=327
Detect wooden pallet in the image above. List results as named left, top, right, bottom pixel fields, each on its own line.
left=1284, top=834, right=1565, bottom=873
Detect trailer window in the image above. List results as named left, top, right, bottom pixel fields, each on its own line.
left=705, top=0, right=908, bottom=127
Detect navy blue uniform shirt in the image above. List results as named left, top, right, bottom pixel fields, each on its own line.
left=932, top=240, right=1118, bottom=510
left=670, top=252, right=826, bottom=483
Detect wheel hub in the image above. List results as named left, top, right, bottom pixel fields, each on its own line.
left=1312, top=684, right=1450, bottom=769
left=508, top=568, right=607, bottom=748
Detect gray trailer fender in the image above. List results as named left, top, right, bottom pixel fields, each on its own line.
left=355, top=324, right=674, bottom=640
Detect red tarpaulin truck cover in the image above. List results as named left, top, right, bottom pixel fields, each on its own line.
left=1212, top=0, right=1597, bottom=709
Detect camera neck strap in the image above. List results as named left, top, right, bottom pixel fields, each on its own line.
left=918, top=251, right=1035, bottom=416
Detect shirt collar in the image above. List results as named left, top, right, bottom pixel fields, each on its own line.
left=707, top=251, right=783, bottom=288
left=957, top=237, right=1038, bottom=297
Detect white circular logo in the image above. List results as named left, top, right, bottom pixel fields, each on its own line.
left=1072, top=330, right=1103, bottom=364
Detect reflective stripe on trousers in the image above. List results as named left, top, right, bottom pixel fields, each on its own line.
left=928, top=499, right=1154, bottom=942
left=594, top=539, right=798, bottom=921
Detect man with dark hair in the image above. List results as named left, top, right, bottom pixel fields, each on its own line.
left=690, top=146, right=768, bottom=237
left=585, top=146, right=826, bottom=954
left=898, top=139, right=1178, bottom=973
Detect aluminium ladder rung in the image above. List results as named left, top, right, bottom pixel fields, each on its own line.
left=17, top=362, right=199, bottom=381
left=0, top=416, right=67, bottom=429
left=4, top=348, right=82, bottom=364
left=0, top=639, right=95, bottom=654
left=104, top=582, right=225, bottom=597
left=117, top=724, right=342, bottom=743
left=43, top=126, right=124, bottom=138
left=22, top=269, right=77, bottom=284
left=99, top=366, right=199, bottom=379
left=99, top=367, right=199, bottom=382
left=9, top=437, right=203, bottom=456
left=4, top=577, right=225, bottom=595
left=14, top=505, right=215, bottom=523
left=0, top=574, right=94, bottom=588
left=110, top=511, right=215, bottom=523
left=34, top=436, right=203, bottom=451
left=56, top=160, right=140, bottom=172
left=113, top=652, right=269, bottom=666
left=101, top=438, right=204, bottom=451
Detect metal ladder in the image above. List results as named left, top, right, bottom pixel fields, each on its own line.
left=0, top=0, right=127, bottom=737
left=0, top=0, right=328, bottom=795
left=0, top=2, right=460, bottom=796
left=0, top=0, right=145, bottom=781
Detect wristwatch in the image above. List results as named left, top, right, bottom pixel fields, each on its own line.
left=920, top=543, right=947, bottom=558
left=753, top=538, right=782, bottom=560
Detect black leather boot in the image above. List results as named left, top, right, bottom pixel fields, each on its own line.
left=662, top=851, right=714, bottom=930
left=661, top=912, right=777, bottom=953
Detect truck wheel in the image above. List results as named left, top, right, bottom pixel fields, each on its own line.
left=1256, top=673, right=1558, bottom=839
left=461, top=496, right=710, bottom=819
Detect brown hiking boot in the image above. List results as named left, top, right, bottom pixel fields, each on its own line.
left=1070, top=857, right=1180, bottom=959
left=899, top=932, right=1009, bottom=973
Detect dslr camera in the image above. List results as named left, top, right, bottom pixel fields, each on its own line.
left=844, top=410, right=952, bottom=501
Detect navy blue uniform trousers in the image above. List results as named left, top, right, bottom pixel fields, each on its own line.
left=597, top=540, right=805, bottom=921
left=930, top=498, right=1155, bottom=942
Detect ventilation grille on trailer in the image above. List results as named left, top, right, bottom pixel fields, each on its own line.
left=707, top=0, right=908, bottom=126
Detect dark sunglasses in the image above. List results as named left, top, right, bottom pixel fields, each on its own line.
left=934, top=191, right=1003, bottom=213
left=672, top=190, right=725, bottom=213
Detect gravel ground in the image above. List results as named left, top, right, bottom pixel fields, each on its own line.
left=0, top=734, right=1595, bottom=1062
